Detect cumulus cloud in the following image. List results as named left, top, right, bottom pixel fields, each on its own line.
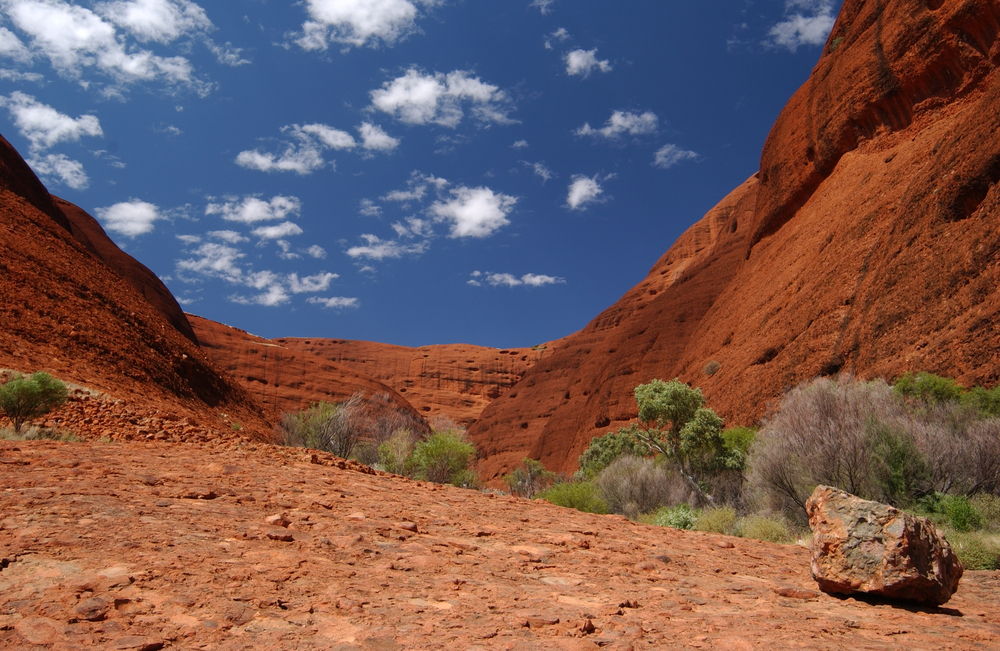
left=236, top=121, right=398, bottom=174
left=0, top=26, right=32, bottom=62
left=205, top=195, right=302, bottom=223
left=251, top=221, right=304, bottom=240
left=576, top=110, right=658, bottom=139
left=544, top=27, right=569, bottom=49
left=565, top=175, right=603, bottom=211
left=468, top=270, right=565, bottom=287
left=358, top=198, right=382, bottom=217
left=370, top=68, right=515, bottom=127
left=530, top=0, right=555, bottom=14
left=295, top=0, right=440, bottom=51
left=287, top=271, right=338, bottom=293
left=207, top=229, right=247, bottom=244
left=308, top=296, right=359, bottom=309
left=429, top=185, right=517, bottom=238
left=96, top=199, right=162, bottom=237
left=2, top=0, right=209, bottom=91
left=511, top=139, right=529, bottom=149
left=522, top=160, right=553, bottom=182
left=346, top=233, right=428, bottom=260
left=382, top=171, right=448, bottom=203
left=564, top=48, right=612, bottom=77
left=767, top=0, right=836, bottom=51
left=27, top=153, right=89, bottom=189
left=653, top=144, right=699, bottom=169
left=391, top=216, right=433, bottom=239
left=305, top=244, right=327, bottom=259
left=0, top=92, right=103, bottom=152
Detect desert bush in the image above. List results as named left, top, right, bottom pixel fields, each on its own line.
left=703, top=360, right=721, bottom=376
left=1, top=425, right=79, bottom=442
left=505, top=458, right=556, bottom=498
left=721, top=427, right=756, bottom=470
left=737, top=514, right=794, bottom=543
left=906, top=404, right=1000, bottom=496
left=577, top=426, right=648, bottom=479
left=595, top=455, right=680, bottom=518
left=377, top=428, right=419, bottom=475
left=894, top=372, right=964, bottom=405
left=410, top=430, right=477, bottom=487
left=970, top=494, right=1000, bottom=530
left=651, top=504, right=697, bottom=530
left=867, top=420, right=931, bottom=506
left=963, top=386, right=1000, bottom=418
left=0, top=372, right=68, bottom=433
left=942, top=495, right=985, bottom=532
left=694, top=506, right=738, bottom=535
left=278, top=396, right=362, bottom=458
left=537, top=481, right=609, bottom=514
left=944, top=531, right=1000, bottom=570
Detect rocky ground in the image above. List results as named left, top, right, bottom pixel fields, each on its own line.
left=2, top=439, right=998, bottom=649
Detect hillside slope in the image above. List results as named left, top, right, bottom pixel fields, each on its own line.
left=469, top=0, right=1000, bottom=477
left=0, top=136, right=269, bottom=440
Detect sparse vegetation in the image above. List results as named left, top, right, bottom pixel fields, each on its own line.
left=505, top=458, right=556, bottom=498
left=410, top=429, right=479, bottom=487
left=537, top=481, right=609, bottom=514
left=577, top=426, right=648, bottom=479
left=595, top=455, right=679, bottom=518
left=694, top=506, right=738, bottom=535
left=650, top=503, right=697, bottom=530
left=736, top=514, right=795, bottom=543
left=0, top=372, right=69, bottom=433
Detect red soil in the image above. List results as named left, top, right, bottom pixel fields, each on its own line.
left=468, top=0, right=1000, bottom=478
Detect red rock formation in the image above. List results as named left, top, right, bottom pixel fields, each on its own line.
left=0, top=136, right=268, bottom=439
left=469, top=0, right=1000, bottom=478
left=189, top=315, right=426, bottom=423
left=190, top=314, right=548, bottom=427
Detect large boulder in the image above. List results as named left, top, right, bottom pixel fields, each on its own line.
left=805, top=485, right=962, bottom=606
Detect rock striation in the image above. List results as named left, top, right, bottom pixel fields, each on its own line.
left=468, top=0, right=1000, bottom=478
left=806, top=485, right=963, bottom=606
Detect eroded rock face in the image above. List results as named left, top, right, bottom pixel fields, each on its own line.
left=469, top=0, right=1000, bottom=478
left=806, top=485, right=962, bottom=606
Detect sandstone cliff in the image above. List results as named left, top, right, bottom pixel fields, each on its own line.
left=468, top=0, right=1000, bottom=478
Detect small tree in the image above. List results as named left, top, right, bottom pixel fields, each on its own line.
left=629, top=379, right=730, bottom=505
left=505, top=458, right=556, bottom=498
left=410, top=429, right=478, bottom=487
left=577, top=425, right=648, bottom=479
left=0, top=372, right=68, bottom=433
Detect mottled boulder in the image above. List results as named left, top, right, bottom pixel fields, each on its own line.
left=806, top=485, right=962, bottom=606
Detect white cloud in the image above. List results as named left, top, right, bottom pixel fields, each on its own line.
left=205, top=195, right=301, bottom=223
left=96, top=0, right=211, bottom=44
left=346, top=233, right=428, bottom=260
left=207, top=40, right=250, bottom=66
left=429, top=185, right=517, bottom=238
left=469, top=270, right=564, bottom=287
left=359, top=198, right=382, bottom=216
left=358, top=122, right=400, bottom=151
left=566, top=175, right=603, bottom=211
left=511, top=139, right=529, bottom=149
left=0, top=92, right=103, bottom=152
left=177, top=241, right=244, bottom=283
left=207, top=229, right=247, bottom=244
left=306, top=244, right=327, bottom=259
left=231, top=284, right=289, bottom=307
left=251, top=221, right=304, bottom=240
left=96, top=199, right=162, bottom=237
left=234, top=144, right=324, bottom=174
left=308, top=296, right=359, bottom=309
left=295, top=0, right=439, bottom=51
left=288, top=271, right=338, bottom=293
left=294, top=123, right=357, bottom=150
left=544, top=27, right=569, bottom=49
left=370, top=68, right=515, bottom=127
left=0, top=26, right=32, bottom=62
left=523, top=160, right=553, bottom=182
left=767, top=0, right=836, bottom=51
left=3, top=0, right=207, bottom=90
left=653, top=144, right=699, bottom=169
left=564, top=48, right=611, bottom=77
left=530, top=0, right=555, bottom=14
left=27, top=152, right=89, bottom=189
left=391, top=216, right=433, bottom=238
left=0, top=68, right=43, bottom=82
left=576, top=110, right=658, bottom=139
left=382, top=171, right=448, bottom=202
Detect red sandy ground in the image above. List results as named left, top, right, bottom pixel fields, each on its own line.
left=2, top=439, right=998, bottom=650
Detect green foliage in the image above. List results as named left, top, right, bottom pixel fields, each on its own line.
left=942, top=495, right=985, bottom=532
left=894, top=372, right=964, bottom=405
left=537, top=481, right=609, bottom=514
left=505, top=458, right=556, bottom=498
left=0, top=372, right=69, bottom=433
left=635, top=379, right=704, bottom=433
left=866, top=420, right=930, bottom=506
left=721, top=426, right=756, bottom=471
left=278, top=401, right=341, bottom=451
left=962, top=386, right=1000, bottom=418
left=596, top=455, right=677, bottom=518
left=944, top=531, right=1000, bottom=570
left=410, top=430, right=478, bottom=487
left=970, top=494, right=1000, bottom=530
left=737, top=514, right=794, bottom=543
left=694, top=506, right=738, bottom=535
left=377, top=429, right=418, bottom=475
left=577, top=426, right=649, bottom=479
left=651, top=504, right=697, bottom=530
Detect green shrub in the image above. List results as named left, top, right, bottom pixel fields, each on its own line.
left=970, top=494, right=1000, bottom=530
left=941, top=495, right=985, bottom=532
left=537, top=481, right=609, bottom=514
left=894, top=372, right=964, bottom=405
left=505, top=458, right=556, bottom=498
left=737, top=514, right=794, bottom=543
left=0, top=372, right=69, bottom=433
left=694, top=506, right=738, bottom=535
left=721, top=426, right=756, bottom=471
left=866, top=420, right=930, bottom=506
left=577, top=426, right=648, bottom=479
left=962, top=386, right=1000, bottom=418
left=652, top=504, right=697, bottom=530
left=410, top=430, right=478, bottom=487
left=945, top=531, right=1000, bottom=570
left=596, top=455, right=677, bottom=518
left=377, top=429, right=419, bottom=475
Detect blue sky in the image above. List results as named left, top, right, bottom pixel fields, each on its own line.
left=0, top=0, right=840, bottom=347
